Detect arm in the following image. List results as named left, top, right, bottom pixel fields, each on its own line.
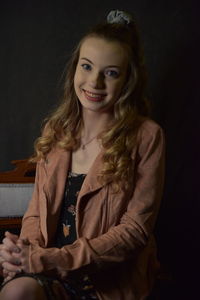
left=20, top=162, right=45, bottom=246
left=20, top=123, right=54, bottom=246
left=25, top=123, right=165, bottom=274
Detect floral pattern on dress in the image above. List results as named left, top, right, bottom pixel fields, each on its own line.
left=55, top=172, right=98, bottom=300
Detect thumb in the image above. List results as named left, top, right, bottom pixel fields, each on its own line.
left=17, top=238, right=30, bottom=247
left=5, top=231, right=19, bottom=242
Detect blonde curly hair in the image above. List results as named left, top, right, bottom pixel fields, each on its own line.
left=32, top=20, right=150, bottom=191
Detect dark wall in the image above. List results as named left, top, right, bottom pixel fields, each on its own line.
left=0, top=0, right=199, bottom=298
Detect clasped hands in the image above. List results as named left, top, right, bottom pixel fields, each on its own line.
left=0, top=231, right=30, bottom=282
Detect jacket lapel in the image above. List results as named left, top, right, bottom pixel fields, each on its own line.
left=43, top=148, right=71, bottom=204
left=44, top=148, right=106, bottom=199
left=42, top=148, right=71, bottom=244
left=41, top=147, right=108, bottom=244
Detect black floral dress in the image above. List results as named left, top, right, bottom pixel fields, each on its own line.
left=55, top=172, right=85, bottom=247
left=55, top=172, right=99, bottom=299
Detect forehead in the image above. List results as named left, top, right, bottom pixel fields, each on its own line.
left=79, top=37, right=128, bottom=67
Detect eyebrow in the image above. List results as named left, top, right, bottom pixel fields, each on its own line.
left=80, top=57, right=94, bottom=64
left=80, top=57, right=121, bottom=69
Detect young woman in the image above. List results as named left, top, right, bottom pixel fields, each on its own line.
left=0, top=10, right=165, bottom=300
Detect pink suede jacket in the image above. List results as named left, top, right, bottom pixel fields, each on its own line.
left=20, top=119, right=165, bottom=300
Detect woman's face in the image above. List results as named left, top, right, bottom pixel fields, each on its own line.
left=74, top=36, right=129, bottom=113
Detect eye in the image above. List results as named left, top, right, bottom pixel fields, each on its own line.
left=81, top=63, right=92, bottom=71
left=105, top=69, right=119, bottom=78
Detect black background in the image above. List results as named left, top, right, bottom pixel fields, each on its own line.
left=0, top=0, right=199, bottom=298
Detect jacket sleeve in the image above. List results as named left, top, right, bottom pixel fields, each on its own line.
left=20, top=162, right=45, bottom=247
left=20, top=123, right=49, bottom=246
left=26, top=122, right=165, bottom=274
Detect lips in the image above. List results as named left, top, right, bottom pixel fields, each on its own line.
left=83, top=89, right=106, bottom=102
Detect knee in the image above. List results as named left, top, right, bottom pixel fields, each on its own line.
left=0, top=277, right=44, bottom=300
left=0, top=279, right=27, bottom=300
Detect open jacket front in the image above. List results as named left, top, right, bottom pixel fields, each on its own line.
left=20, top=119, right=165, bottom=300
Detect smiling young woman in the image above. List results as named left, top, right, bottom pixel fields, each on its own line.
left=0, top=10, right=165, bottom=300
left=74, top=37, right=129, bottom=114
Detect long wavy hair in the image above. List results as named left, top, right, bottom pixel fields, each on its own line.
left=32, top=18, right=150, bottom=191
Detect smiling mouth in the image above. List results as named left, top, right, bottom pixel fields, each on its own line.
left=83, top=89, right=106, bottom=102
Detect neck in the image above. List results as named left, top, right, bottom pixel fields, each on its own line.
left=81, top=109, right=114, bottom=139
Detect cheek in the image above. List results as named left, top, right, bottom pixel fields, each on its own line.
left=111, top=80, right=126, bottom=97
left=74, top=69, right=85, bottom=89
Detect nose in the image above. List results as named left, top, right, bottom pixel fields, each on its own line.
left=89, top=71, right=105, bottom=89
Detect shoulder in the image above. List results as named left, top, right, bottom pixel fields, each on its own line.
left=137, top=118, right=164, bottom=142
left=138, top=118, right=163, bottom=137
left=135, top=118, right=165, bottom=157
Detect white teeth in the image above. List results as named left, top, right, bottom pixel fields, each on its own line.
left=85, top=90, right=105, bottom=98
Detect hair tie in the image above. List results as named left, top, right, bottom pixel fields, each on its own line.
left=106, top=10, right=133, bottom=25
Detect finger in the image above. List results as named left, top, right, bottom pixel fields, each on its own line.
left=15, top=241, right=29, bottom=261
left=8, top=271, right=17, bottom=278
left=3, top=269, right=17, bottom=280
left=21, top=238, right=30, bottom=246
left=17, top=239, right=30, bottom=248
left=0, top=244, right=4, bottom=265
left=13, top=243, right=30, bottom=273
left=3, top=275, right=14, bottom=283
left=3, top=271, right=17, bottom=281
left=16, top=239, right=23, bottom=247
left=16, top=240, right=29, bottom=256
left=0, top=255, right=5, bottom=264
left=3, top=268, right=9, bottom=277
left=2, top=237, right=21, bottom=254
left=2, top=261, right=23, bottom=273
left=0, top=249, right=21, bottom=266
left=5, top=231, right=19, bottom=242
